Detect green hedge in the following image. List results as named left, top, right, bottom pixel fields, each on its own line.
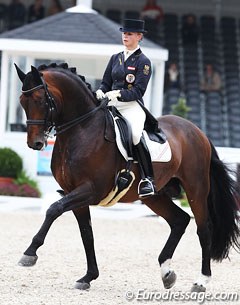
left=0, top=147, right=23, bottom=178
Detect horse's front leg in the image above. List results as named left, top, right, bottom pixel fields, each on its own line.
left=18, top=182, right=96, bottom=268
left=18, top=200, right=64, bottom=267
left=73, top=207, right=99, bottom=290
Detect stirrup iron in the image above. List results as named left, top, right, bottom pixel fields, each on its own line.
left=138, top=177, right=155, bottom=198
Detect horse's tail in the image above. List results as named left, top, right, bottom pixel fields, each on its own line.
left=208, top=142, right=240, bottom=261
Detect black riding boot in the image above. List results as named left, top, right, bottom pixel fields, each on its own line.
left=135, top=137, right=156, bottom=198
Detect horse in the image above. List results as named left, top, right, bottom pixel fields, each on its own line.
left=15, top=63, right=240, bottom=292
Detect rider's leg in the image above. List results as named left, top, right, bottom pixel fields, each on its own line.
left=117, top=101, right=155, bottom=197
left=134, top=135, right=156, bottom=197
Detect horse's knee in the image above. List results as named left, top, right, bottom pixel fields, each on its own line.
left=46, top=202, right=63, bottom=220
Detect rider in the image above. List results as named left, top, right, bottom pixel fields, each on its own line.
left=95, top=19, right=156, bottom=198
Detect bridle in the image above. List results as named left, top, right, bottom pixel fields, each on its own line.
left=22, top=75, right=109, bottom=138
left=22, top=76, right=58, bottom=138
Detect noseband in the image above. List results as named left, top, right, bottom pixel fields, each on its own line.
left=22, top=77, right=58, bottom=137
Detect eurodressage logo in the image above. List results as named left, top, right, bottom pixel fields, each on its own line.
left=124, top=289, right=239, bottom=303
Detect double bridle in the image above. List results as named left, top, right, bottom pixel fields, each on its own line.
left=22, top=76, right=58, bottom=138
left=22, top=76, right=108, bottom=138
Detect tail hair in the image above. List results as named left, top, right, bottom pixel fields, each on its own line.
left=208, top=142, right=240, bottom=261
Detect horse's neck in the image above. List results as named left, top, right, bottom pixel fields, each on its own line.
left=53, top=78, right=96, bottom=121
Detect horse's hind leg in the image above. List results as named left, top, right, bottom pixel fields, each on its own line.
left=144, top=193, right=191, bottom=289
left=183, top=183, right=211, bottom=292
left=72, top=207, right=99, bottom=290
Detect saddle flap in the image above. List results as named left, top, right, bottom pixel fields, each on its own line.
left=104, top=109, right=115, bottom=142
left=108, top=106, right=133, bottom=157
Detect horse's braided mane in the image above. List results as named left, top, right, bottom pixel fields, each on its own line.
left=37, top=62, right=93, bottom=92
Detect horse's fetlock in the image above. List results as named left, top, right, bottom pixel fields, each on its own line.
left=32, top=235, right=44, bottom=247
left=80, top=269, right=99, bottom=284
left=92, top=269, right=99, bottom=279
left=88, top=270, right=99, bottom=280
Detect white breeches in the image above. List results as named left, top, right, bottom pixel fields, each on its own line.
left=108, top=99, right=146, bottom=145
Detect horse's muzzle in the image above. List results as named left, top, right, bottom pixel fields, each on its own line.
left=28, top=140, right=45, bottom=150
left=27, top=135, right=48, bottom=150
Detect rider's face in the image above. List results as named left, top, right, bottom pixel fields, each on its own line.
left=122, top=32, right=142, bottom=50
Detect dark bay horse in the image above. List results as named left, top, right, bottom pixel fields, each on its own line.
left=15, top=63, right=240, bottom=292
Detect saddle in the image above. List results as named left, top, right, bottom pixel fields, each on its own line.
left=105, top=105, right=167, bottom=161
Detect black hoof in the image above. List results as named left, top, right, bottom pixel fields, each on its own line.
left=163, top=271, right=177, bottom=289
left=74, top=281, right=90, bottom=290
left=18, top=254, right=38, bottom=267
left=191, top=283, right=206, bottom=293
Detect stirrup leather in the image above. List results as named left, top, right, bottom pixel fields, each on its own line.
left=138, top=178, right=155, bottom=197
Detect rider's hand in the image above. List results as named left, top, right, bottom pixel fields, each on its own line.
left=95, top=89, right=106, bottom=100
left=105, top=90, right=121, bottom=101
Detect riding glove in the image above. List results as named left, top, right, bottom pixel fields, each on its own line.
left=105, top=90, right=121, bottom=101
left=96, top=89, right=106, bottom=100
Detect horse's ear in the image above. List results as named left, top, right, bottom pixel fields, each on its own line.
left=31, top=65, right=42, bottom=84
left=14, top=63, right=26, bottom=83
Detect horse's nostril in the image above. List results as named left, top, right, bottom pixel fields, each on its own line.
left=35, top=142, right=44, bottom=150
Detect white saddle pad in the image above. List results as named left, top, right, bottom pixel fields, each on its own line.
left=113, top=117, right=172, bottom=163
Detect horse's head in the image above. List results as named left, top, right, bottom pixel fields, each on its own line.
left=15, top=63, right=102, bottom=151
left=15, top=64, right=58, bottom=150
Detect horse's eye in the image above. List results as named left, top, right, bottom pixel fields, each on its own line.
left=38, top=99, right=46, bottom=105
left=32, top=92, right=46, bottom=104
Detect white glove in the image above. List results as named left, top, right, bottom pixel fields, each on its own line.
left=105, top=90, right=121, bottom=101
left=96, top=89, right=106, bottom=100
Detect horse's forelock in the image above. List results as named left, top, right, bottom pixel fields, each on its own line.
left=22, top=71, right=42, bottom=92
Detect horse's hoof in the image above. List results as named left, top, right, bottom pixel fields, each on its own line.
left=74, top=281, right=90, bottom=290
left=18, top=254, right=38, bottom=267
left=191, top=283, right=206, bottom=293
left=162, top=271, right=177, bottom=289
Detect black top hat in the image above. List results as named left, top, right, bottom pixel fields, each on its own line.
left=119, top=19, right=147, bottom=34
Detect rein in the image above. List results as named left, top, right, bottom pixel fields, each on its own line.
left=55, top=98, right=109, bottom=135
